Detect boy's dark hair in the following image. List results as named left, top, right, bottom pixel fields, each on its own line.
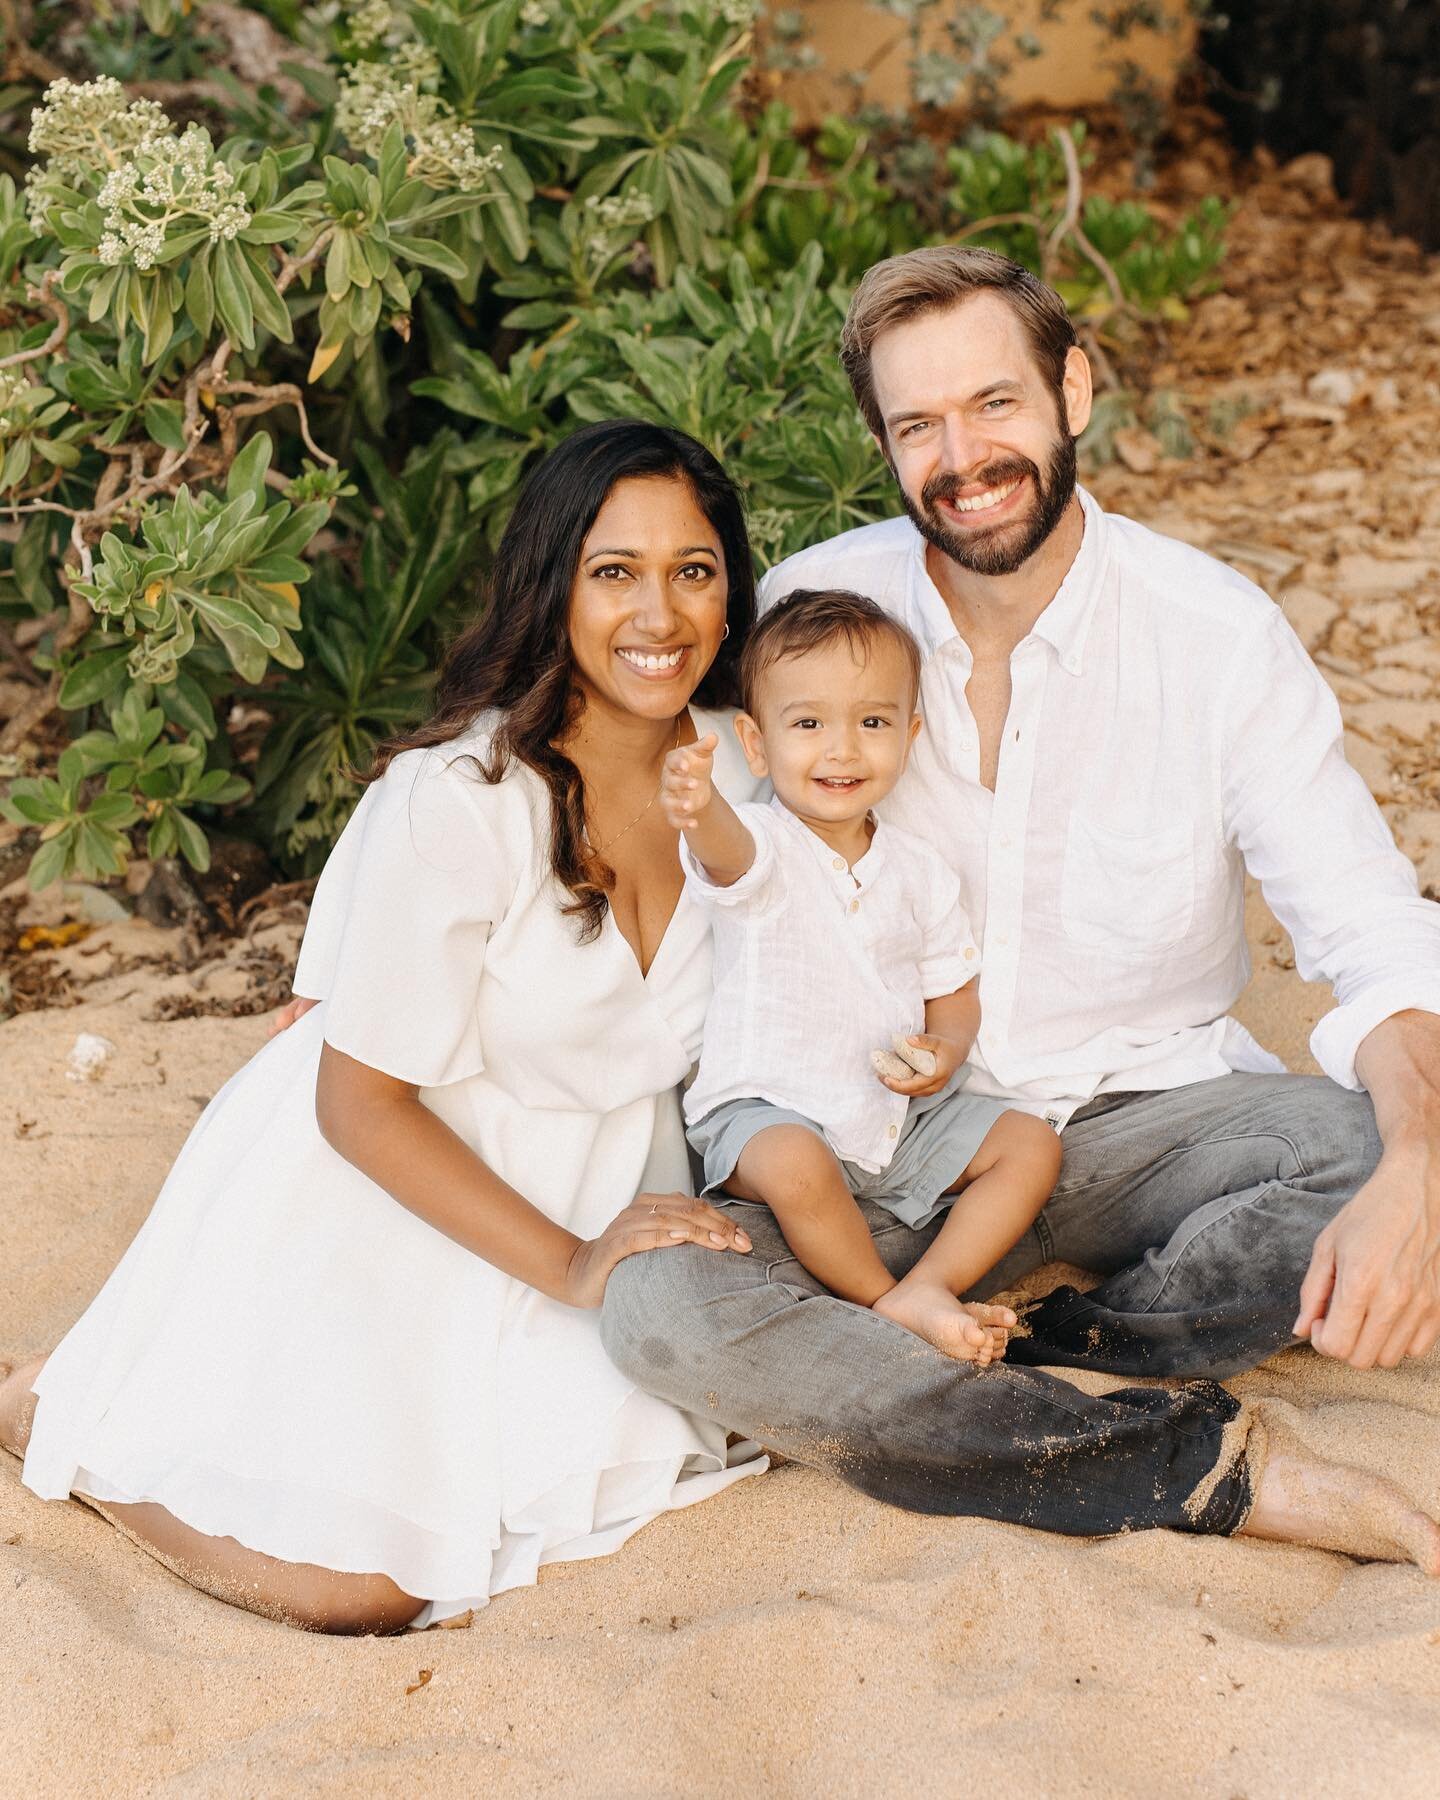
left=740, top=588, right=922, bottom=717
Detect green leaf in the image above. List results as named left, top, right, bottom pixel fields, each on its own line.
left=388, top=235, right=468, bottom=280
left=184, top=253, right=216, bottom=338
left=27, top=833, right=70, bottom=892
left=194, top=590, right=281, bottom=648
left=226, top=432, right=273, bottom=508
left=171, top=808, right=212, bottom=871
left=143, top=399, right=188, bottom=452
left=32, top=437, right=82, bottom=469
left=213, top=237, right=255, bottom=350
left=325, top=230, right=353, bottom=302
left=158, top=671, right=217, bottom=738
left=59, top=644, right=133, bottom=709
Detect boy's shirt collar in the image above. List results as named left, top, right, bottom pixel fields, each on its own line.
left=766, top=794, right=889, bottom=893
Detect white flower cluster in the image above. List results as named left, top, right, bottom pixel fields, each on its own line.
left=583, top=192, right=657, bottom=231
left=519, top=0, right=552, bottom=25
left=0, top=369, right=33, bottom=434
left=716, top=0, right=760, bottom=26
left=24, top=75, right=172, bottom=227
left=26, top=76, right=169, bottom=183
left=335, top=65, right=502, bottom=190
left=580, top=191, right=656, bottom=263
left=341, top=0, right=441, bottom=82
left=343, top=0, right=400, bottom=49
left=94, top=125, right=252, bottom=271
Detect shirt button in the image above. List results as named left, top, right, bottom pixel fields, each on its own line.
left=994, top=932, right=1009, bottom=947
left=888, top=1124, right=898, bottom=1138
left=964, top=946, right=976, bottom=960
left=849, top=898, right=860, bottom=913
left=832, top=857, right=845, bottom=870
left=998, top=833, right=1012, bottom=848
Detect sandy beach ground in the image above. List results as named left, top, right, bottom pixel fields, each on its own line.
left=3, top=153, right=1440, bottom=1794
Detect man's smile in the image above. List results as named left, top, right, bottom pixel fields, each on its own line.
left=935, top=474, right=1026, bottom=523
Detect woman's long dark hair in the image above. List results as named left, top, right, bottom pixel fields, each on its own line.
left=367, top=419, right=756, bottom=938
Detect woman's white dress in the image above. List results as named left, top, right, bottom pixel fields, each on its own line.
left=22, top=707, right=765, bottom=1622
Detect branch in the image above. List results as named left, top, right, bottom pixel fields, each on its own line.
left=211, top=378, right=336, bottom=466
left=0, top=0, right=63, bottom=84
left=1047, top=127, right=1126, bottom=312
left=0, top=272, right=70, bottom=372
left=951, top=209, right=1047, bottom=245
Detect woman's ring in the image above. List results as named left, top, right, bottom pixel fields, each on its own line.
left=649, top=1204, right=658, bottom=1215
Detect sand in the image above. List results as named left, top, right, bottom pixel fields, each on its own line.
left=3, top=862, right=1439, bottom=1799
left=6, top=157, right=1440, bottom=1794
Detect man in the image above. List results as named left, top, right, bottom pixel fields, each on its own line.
left=600, top=247, right=1440, bottom=1563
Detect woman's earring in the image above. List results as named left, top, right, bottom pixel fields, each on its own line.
left=721, top=623, right=731, bottom=640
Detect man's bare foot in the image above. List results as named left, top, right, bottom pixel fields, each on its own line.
left=1238, top=1413, right=1440, bottom=1574
left=0, top=1356, right=44, bottom=1459
left=872, top=1284, right=1015, bottom=1364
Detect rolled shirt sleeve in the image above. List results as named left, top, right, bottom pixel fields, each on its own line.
left=677, top=801, right=778, bottom=912
left=1222, top=608, right=1440, bottom=1089
left=913, top=843, right=982, bottom=999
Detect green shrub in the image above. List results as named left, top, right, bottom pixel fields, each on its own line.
left=0, top=1, right=1226, bottom=887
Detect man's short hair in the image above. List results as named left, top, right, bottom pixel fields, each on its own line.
left=741, top=588, right=922, bottom=717
left=840, top=245, right=1078, bottom=440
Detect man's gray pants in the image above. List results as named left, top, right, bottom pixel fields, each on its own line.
left=600, top=1073, right=1381, bottom=1539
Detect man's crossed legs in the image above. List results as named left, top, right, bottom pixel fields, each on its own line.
left=601, top=1073, right=1440, bottom=1562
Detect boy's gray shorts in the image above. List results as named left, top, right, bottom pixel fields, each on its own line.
left=686, top=1080, right=1016, bottom=1232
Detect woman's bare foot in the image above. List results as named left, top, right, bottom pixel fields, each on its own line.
left=0, top=1355, right=44, bottom=1458
left=1238, top=1414, right=1440, bottom=1574
left=872, top=1284, right=1014, bottom=1364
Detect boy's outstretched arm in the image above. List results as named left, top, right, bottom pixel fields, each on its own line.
left=660, top=731, right=755, bottom=886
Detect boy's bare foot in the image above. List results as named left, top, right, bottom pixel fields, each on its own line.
left=0, top=1355, right=44, bottom=1458
left=1238, top=1412, right=1440, bottom=1574
left=872, top=1284, right=1014, bottom=1364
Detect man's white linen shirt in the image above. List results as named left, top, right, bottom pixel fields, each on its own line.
left=759, top=487, right=1440, bottom=1127
left=681, top=800, right=981, bottom=1172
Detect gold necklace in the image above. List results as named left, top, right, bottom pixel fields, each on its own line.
left=588, top=721, right=683, bottom=858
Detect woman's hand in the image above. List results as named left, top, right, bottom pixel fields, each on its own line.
left=266, top=995, right=320, bottom=1040
left=564, top=1191, right=752, bottom=1309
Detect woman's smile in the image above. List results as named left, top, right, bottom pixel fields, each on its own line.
left=615, top=645, right=692, bottom=678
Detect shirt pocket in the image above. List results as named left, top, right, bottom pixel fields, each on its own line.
left=1059, top=810, right=1195, bottom=954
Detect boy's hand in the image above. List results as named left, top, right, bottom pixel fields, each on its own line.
left=660, top=731, right=719, bottom=830
left=874, top=1033, right=962, bottom=1098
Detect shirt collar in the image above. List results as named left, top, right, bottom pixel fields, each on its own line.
left=1026, top=487, right=1108, bottom=677
left=901, top=484, right=1109, bottom=678
left=768, top=796, right=888, bottom=890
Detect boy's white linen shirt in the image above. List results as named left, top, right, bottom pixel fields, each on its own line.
left=682, top=800, right=980, bottom=1173
left=759, top=488, right=1440, bottom=1125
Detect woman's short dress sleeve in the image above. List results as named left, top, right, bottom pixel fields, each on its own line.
left=292, top=739, right=522, bottom=1088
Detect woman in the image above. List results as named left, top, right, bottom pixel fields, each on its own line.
left=0, top=420, right=765, bottom=1632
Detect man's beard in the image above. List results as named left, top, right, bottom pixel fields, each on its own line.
left=897, top=424, right=1077, bottom=578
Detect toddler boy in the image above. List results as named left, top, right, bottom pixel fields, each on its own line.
left=663, top=589, right=1061, bottom=1363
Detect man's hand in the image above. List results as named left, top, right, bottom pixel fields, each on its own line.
left=874, top=1033, right=962, bottom=1099
left=1295, top=1140, right=1440, bottom=1367
left=660, top=731, right=718, bottom=831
